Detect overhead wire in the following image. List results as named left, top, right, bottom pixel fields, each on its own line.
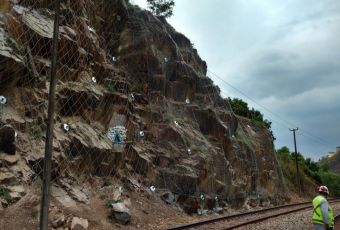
left=208, top=69, right=337, bottom=152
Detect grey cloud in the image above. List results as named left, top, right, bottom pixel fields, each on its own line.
left=235, top=51, right=340, bottom=99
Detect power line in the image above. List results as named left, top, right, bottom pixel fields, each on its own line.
left=207, top=69, right=337, bottom=150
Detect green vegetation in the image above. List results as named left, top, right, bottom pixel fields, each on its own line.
left=146, top=0, right=175, bottom=18
left=30, top=210, right=39, bottom=219
left=0, top=187, right=11, bottom=203
left=175, top=164, right=189, bottom=174
left=319, top=171, right=340, bottom=196
left=105, top=199, right=122, bottom=208
left=105, top=82, right=116, bottom=93
left=277, top=146, right=340, bottom=196
left=182, top=136, right=192, bottom=147
left=227, top=97, right=275, bottom=140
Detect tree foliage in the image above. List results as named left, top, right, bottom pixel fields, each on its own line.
left=146, top=0, right=175, bottom=18
left=277, top=146, right=340, bottom=196
left=227, top=97, right=275, bottom=139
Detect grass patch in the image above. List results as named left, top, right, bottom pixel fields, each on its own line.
left=0, top=187, right=11, bottom=198
left=31, top=210, right=39, bottom=219
left=0, top=187, right=12, bottom=203
left=105, top=199, right=122, bottom=208
left=163, top=113, right=175, bottom=122
left=105, top=82, right=116, bottom=93
left=175, top=165, right=189, bottom=174
left=182, top=136, right=192, bottom=147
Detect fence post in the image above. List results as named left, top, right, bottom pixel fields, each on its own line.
left=39, top=0, right=61, bottom=229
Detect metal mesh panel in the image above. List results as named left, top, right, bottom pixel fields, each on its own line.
left=0, top=1, right=242, bottom=228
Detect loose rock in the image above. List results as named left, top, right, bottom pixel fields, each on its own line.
left=71, top=217, right=89, bottom=230
left=110, top=202, right=131, bottom=225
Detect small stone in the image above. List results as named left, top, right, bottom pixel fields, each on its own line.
left=0, top=171, right=18, bottom=185
left=111, top=202, right=129, bottom=213
left=111, top=202, right=131, bottom=225
left=52, top=212, right=66, bottom=228
left=213, top=207, right=224, bottom=214
left=0, top=198, right=8, bottom=208
left=112, top=212, right=130, bottom=225
left=112, top=186, right=123, bottom=201
left=197, top=209, right=208, bottom=215
left=161, top=192, right=175, bottom=205
left=71, top=217, right=88, bottom=230
left=0, top=154, right=19, bottom=165
left=7, top=185, right=25, bottom=195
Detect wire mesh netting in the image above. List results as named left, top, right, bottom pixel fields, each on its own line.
left=0, top=0, right=287, bottom=228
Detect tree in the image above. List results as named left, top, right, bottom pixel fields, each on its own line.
left=277, top=146, right=291, bottom=161
left=227, top=97, right=275, bottom=139
left=146, top=0, right=175, bottom=18
left=227, top=97, right=249, bottom=117
left=305, top=158, right=319, bottom=172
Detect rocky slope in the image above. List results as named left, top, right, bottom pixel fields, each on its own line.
left=0, top=0, right=287, bottom=228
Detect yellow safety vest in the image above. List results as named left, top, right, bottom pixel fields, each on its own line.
left=312, top=195, right=334, bottom=227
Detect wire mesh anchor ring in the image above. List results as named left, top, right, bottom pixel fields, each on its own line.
left=0, top=96, right=7, bottom=105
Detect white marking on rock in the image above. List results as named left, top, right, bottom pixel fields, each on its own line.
left=63, top=123, right=70, bottom=132
left=87, top=25, right=95, bottom=33
left=150, top=186, right=156, bottom=192
left=0, top=96, right=7, bottom=105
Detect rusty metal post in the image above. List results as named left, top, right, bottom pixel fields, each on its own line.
left=39, top=0, right=61, bottom=229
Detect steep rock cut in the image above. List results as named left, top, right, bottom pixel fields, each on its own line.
left=0, top=0, right=287, bottom=224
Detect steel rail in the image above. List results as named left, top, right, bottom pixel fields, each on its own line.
left=167, top=199, right=340, bottom=230
left=334, top=213, right=340, bottom=226
left=223, top=200, right=340, bottom=230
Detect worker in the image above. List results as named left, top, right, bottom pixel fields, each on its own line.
left=312, top=185, right=334, bottom=230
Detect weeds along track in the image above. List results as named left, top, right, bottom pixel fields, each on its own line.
left=167, top=199, right=340, bottom=230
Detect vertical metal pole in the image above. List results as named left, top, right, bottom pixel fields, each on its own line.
left=290, top=128, right=301, bottom=196
left=39, top=0, right=60, bottom=229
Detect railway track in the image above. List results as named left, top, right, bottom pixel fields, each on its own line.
left=335, top=213, right=340, bottom=226
left=167, top=199, right=340, bottom=230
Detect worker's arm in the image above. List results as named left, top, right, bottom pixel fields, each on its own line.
left=320, top=199, right=329, bottom=225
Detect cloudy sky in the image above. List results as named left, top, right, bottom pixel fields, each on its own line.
left=132, top=0, right=340, bottom=160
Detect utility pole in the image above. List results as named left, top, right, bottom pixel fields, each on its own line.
left=290, top=128, right=301, bottom=196
left=39, top=0, right=61, bottom=229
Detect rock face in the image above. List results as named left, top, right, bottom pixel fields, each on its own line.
left=0, top=0, right=287, bottom=219
left=71, top=217, right=89, bottom=230
left=0, top=125, right=16, bottom=154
